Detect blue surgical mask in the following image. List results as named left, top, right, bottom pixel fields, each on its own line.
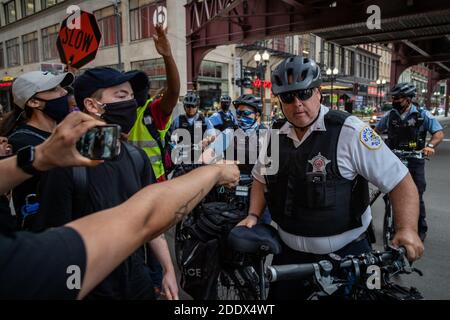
left=238, top=116, right=257, bottom=130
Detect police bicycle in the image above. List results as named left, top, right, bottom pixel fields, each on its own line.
left=369, top=149, right=427, bottom=249
left=172, top=158, right=262, bottom=300
left=221, top=225, right=424, bottom=300
left=264, top=245, right=423, bottom=300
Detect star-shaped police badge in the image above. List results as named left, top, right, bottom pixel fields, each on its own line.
left=308, top=152, right=331, bottom=173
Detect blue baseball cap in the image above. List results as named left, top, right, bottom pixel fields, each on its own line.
left=73, top=67, right=148, bottom=109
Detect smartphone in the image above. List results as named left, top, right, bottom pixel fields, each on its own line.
left=76, top=124, right=121, bottom=160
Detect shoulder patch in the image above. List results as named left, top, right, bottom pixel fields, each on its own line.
left=360, top=126, right=382, bottom=150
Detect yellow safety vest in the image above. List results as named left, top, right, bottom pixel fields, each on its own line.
left=128, top=98, right=172, bottom=181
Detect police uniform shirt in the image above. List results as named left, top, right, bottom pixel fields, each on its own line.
left=252, top=105, right=409, bottom=254
left=376, top=104, right=443, bottom=134
left=172, top=113, right=214, bottom=132
left=208, top=110, right=238, bottom=128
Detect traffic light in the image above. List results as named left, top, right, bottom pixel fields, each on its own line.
left=242, top=68, right=253, bottom=88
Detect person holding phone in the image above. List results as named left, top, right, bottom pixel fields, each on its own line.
left=0, top=71, right=74, bottom=231
left=0, top=112, right=240, bottom=299
left=34, top=67, right=178, bottom=300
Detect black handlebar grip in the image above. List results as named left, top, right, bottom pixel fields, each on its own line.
left=267, top=264, right=316, bottom=282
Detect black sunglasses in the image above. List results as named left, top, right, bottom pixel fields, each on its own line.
left=279, top=88, right=316, bottom=104
left=184, top=104, right=198, bottom=109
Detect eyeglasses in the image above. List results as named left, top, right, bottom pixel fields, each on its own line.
left=392, top=95, right=406, bottom=101
left=236, top=109, right=256, bottom=117
left=184, top=104, right=198, bottom=109
left=278, top=88, right=316, bottom=104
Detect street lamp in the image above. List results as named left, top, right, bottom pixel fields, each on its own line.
left=254, top=50, right=270, bottom=120
left=326, top=67, right=339, bottom=109
left=376, top=79, right=386, bottom=109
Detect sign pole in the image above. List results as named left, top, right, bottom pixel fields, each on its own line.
left=114, top=0, right=122, bottom=70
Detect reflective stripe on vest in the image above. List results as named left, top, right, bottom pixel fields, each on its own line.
left=128, top=98, right=172, bottom=180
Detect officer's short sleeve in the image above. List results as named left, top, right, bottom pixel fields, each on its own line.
left=338, top=116, right=409, bottom=194
left=375, top=113, right=388, bottom=133
left=422, top=110, right=443, bottom=134
left=0, top=227, right=86, bottom=299
left=251, top=128, right=273, bottom=185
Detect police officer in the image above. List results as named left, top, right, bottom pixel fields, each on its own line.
left=231, top=94, right=266, bottom=174
left=208, top=95, right=238, bottom=131
left=238, top=56, right=424, bottom=300
left=171, top=92, right=214, bottom=164
left=375, top=83, right=444, bottom=241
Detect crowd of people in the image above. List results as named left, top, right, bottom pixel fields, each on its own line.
left=0, top=25, right=445, bottom=300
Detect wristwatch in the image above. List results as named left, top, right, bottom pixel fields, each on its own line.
left=17, top=145, right=42, bottom=175
left=426, top=143, right=435, bottom=149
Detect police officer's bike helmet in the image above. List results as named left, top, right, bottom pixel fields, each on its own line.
left=184, top=92, right=200, bottom=106
left=220, top=95, right=232, bottom=104
left=390, top=82, right=417, bottom=98
left=233, top=94, right=262, bottom=114
left=271, top=56, right=322, bottom=95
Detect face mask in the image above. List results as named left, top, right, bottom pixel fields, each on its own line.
left=98, top=99, right=138, bottom=134
left=392, top=100, right=408, bottom=113
left=238, top=116, right=257, bottom=130
left=36, top=95, right=70, bottom=123
left=221, top=102, right=230, bottom=111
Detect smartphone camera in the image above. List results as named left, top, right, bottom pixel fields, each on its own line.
left=76, top=124, right=121, bottom=160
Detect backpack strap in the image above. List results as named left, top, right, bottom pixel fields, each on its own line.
left=122, top=142, right=156, bottom=183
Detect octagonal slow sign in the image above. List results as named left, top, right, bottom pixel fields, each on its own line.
left=57, top=10, right=102, bottom=69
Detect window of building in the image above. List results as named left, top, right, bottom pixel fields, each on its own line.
left=41, top=0, right=63, bottom=9
left=94, top=6, right=122, bottom=47
left=131, top=58, right=165, bottom=77
left=4, top=1, right=17, bottom=24
left=131, top=58, right=165, bottom=93
left=199, top=61, right=228, bottom=79
left=6, top=38, right=20, bottom=67
left=130, top=0, right=161, bottom=41
left=22, top=0, right=36, bottom=17
left=23, top=31, right=39, bottom=64
left=42, top=24, right=59, bottom=61
left=0, top=43, right=5, bottom=69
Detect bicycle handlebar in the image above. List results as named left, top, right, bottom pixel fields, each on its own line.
left=267, top=247, right=408, bottom=283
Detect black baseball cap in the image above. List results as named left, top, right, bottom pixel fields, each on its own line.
left=73, top=67, right=148, bottom=109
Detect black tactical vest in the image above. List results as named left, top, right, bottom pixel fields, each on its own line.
left=386, top=108, right=426, bottom=151
left=214, top=111, right=237, bottom=131
left=232, top=126, right=265, bottom=175
left=179, top=114, right=207, bottom=144
left=264, top=110, right=369, bottom=237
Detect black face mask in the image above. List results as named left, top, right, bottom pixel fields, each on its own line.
left=36, top=95, right=70, bottom=123
left=221, top=102, right=230, bottom=111
left=392, top=100, right=407, bottom=113
left=100, top=99, right=138, bottom=134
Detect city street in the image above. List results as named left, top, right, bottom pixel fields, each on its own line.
left=371, top=116, right=450, bottom=299
left=167, top=116, right=450, bottom=300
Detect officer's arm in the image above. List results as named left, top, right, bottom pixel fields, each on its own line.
left=237, top=179, right=267, bottom=228
left=248, top=179, right=267, bottom=218
left=428, top=130, right=444, bottom=148
left=389, top=174, right=424, bottom=261
left=67, top=163, right=239, bottom=299
left=374, top=114, right=388, bottom=134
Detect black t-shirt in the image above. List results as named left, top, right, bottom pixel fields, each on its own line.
left=8, top=125, right=51, bottom=231
left=0, top=227, right=86, bottom=299
left=34, top=143, right=155, bottom=299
